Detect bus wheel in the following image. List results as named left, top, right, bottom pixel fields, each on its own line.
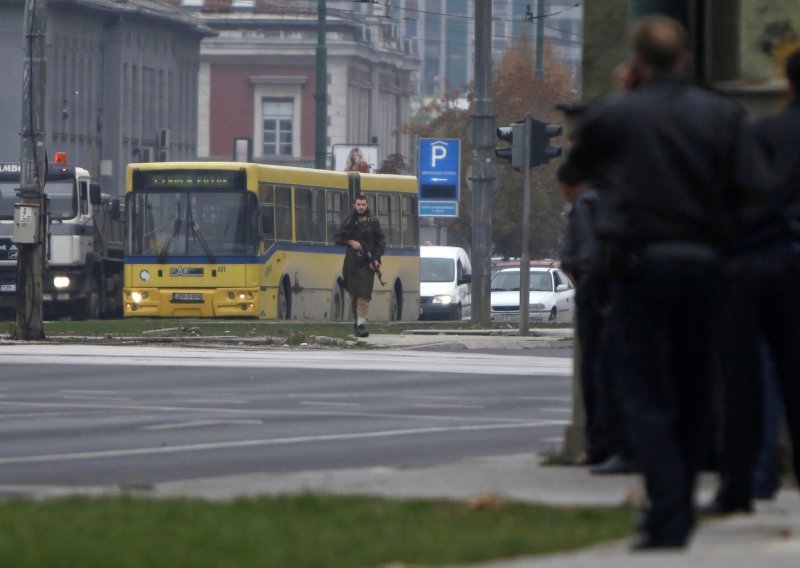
left=390, top=282, right=403, bottom=321
left=278, top=278, right=291, bottom=319
left=331, top=283, right=345, bottom=321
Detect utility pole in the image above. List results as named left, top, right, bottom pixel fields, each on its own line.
left=518, top=115, right=532, bottom=336
left=314, top=0, right=327, bottom=169
left=15, top=0, right=48, bottom=340
left=469, top=0, right=495, bottom=326
left=535, top=0, right=545, bottom=80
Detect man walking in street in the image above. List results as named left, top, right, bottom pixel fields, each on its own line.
left=560, top=15, right=769, bottom=550
left=335, top=195, right=386, bottom=338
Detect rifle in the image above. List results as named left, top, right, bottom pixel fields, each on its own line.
left=358, top=241, right=386, bottom=286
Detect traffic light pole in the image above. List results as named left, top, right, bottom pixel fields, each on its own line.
left=15, top=0, right=48, bottom=341
left=470, top=0, right=495, bottom=326
left=518, top=115, right=532, bottom=336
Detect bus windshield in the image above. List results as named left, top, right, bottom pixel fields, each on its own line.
left=0, top=179, right=76, bottom=221
left=127, top=190, right=259, bottom=258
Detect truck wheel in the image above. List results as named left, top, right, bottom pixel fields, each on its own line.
left=73, top=277, right=100, bottom=321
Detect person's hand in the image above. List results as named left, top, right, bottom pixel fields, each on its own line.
left=370, top=260, right=380, bottom=271
left=349, top=240, right=362, bottom=251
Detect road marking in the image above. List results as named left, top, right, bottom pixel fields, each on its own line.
left=0, top=344, right=572, bottom=376
left=300, top=401, right=360, bottom=407
left=61, top=396, right=131, bottom=402
left=142, top=420, right=263, bottom=431
left=182, top=399, right=250, bottom=405
left=60, top=390, right=121, bottom=395
left=540, top=407, right=571, bottom=413
left=0, top=399, right=548, bottom=425
left=0, top=420, right=569, bottom=466
left=413, top=404, right=486, bottom=410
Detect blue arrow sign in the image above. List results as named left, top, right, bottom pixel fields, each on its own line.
left=418, top=138, right=460, bottom=218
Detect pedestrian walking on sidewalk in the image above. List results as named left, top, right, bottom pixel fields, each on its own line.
left=560, top=15, right=770, bottom=550
left=335, top=195, right=386, bottom=338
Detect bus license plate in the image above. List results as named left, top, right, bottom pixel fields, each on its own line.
left=0, top=284, right=16, bottom=292
left=172, top=292, right=203, bottom=303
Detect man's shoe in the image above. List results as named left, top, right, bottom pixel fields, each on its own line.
left=354, top=324, right=369, bottom=338
left=630, top=534, right=687, bottom=551
left=697, top=499, right=753, bottom=517
left=590, top=453, right=637, bottom=475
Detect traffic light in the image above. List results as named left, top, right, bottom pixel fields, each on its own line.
left=495, top=123, right=525, bottom=169
left=530, top=118, right=563, bottom=167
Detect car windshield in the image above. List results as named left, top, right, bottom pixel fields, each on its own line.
left=0, top=179, right=76, bottom=221
left=491, top=269, right=553, bottom=292
left=420, top=257, right=455, bottom=283
left=126, top=190, right=259, bottom=258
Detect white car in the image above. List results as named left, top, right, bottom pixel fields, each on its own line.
left=490, top=266, right=575, bottom=322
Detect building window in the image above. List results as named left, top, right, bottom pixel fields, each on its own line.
left=262, top=99, right=293, bottom=156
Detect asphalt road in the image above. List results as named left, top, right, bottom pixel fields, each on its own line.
left=0, top=344, right=573, bottom=492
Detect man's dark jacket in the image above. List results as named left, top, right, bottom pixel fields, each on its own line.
left=565, top=73, right=769, bottom=252
left=748, top=98, right=800, bottom=228
left=334, top=210, right=386, bottom=300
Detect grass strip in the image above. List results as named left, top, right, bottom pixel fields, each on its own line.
left=0, top=494, right=633, bottom=567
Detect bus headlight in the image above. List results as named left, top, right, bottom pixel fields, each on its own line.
left=131, top=291, right=143, bottom=303
left=53, top=276, right=71, bottom=289
left=139, top=269, right=151, bottom=282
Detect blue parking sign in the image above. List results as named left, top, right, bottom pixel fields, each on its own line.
left=418, top=138, right=460, bottom=217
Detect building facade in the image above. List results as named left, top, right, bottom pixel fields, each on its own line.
left=0, top=0, right=212, bottom=195
left=178, top=1, right=419, bottom=169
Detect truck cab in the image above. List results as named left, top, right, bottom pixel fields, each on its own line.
left=0, top=154, right=124, bottom=320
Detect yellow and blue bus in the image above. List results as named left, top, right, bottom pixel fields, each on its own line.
left=123, top=162, right=419, bottom=320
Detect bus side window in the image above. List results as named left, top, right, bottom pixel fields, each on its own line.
left=260, top=205, right=274, bottom=240
left=275, top=186, right=292, bottom=241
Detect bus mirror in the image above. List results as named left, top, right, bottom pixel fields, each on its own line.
left=110, top=199, right=121, bottom=221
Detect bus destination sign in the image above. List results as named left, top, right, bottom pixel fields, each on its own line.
left=133, top=169, right=245, bottom=191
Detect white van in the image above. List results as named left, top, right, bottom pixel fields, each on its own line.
left=419, top=246, right=472, bottom=320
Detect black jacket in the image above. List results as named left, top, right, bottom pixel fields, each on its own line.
left=748, top=98, right=800, bottom=228
left=564, top=73, right=771, bottom=252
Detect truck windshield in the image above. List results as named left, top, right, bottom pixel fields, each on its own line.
left=0, top=180, right=76, bottom=221
left=126, top=190, right=259, bottom=257
left=0, top=182, right=16, bottom=220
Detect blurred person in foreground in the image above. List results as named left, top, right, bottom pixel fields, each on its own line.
left=707, top=47, right=800, bottom=515
left=559, top=163, right=635, bottom=475
left=560, top=15, right=770, bottom=550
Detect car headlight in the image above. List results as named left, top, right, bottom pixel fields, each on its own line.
left=432, top=295, right=452, bottom=305
left=530, top=303, right=546, bottom=310
left=53, top=276, right=71, bottom=289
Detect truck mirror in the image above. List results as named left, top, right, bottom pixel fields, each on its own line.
left=89, top=182, right=102, bottom=205
left=458, top=273, right=472, bottom=285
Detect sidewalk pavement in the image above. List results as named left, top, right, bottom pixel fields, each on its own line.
left=358, top=327, right=574, bottom=350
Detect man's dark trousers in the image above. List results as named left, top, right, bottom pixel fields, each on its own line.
left=611, top=250, right=724, bottom=544
left=717, top=239, right=800, bottom=506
